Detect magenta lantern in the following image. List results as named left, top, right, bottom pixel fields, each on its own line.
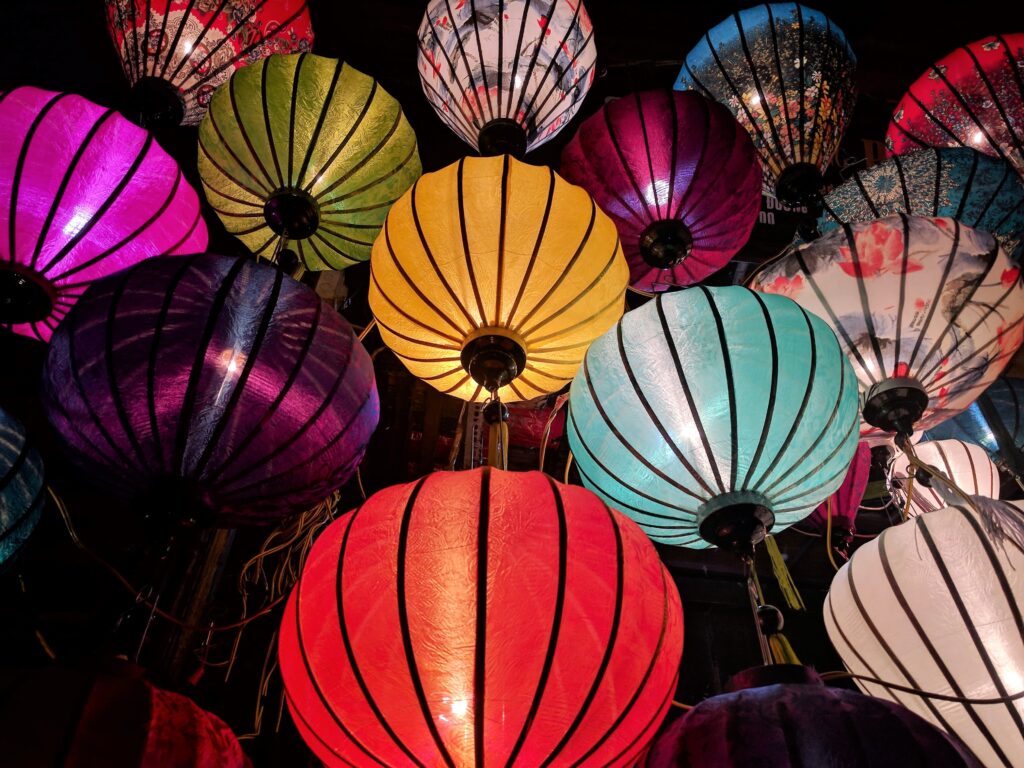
left=805, top=440, right=872, bottom=554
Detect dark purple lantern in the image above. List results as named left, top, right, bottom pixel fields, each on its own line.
left=42, top=254, right=378, bottom=526
left=647, top=666, right=981, bottom=767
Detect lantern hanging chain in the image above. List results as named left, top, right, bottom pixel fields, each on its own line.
left=447, top=400, right=469, bottom=471
left=744, top=557, right=774, bottom=666
left=538, top=393, right=568, bottom=471
left=564, top=451, right=575, bottom=484
left=825, top=496, right=841, bottom=572
left=819, top=671, right=1024, bottom=704
left=357, top=319, right=377, bottom=344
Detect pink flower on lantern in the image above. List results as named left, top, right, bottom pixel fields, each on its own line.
left=838, top=221, right=918, bottom=277
left=761, top=274, right=804, bottom=297
left=1002, top=268, right=1020, bottom=288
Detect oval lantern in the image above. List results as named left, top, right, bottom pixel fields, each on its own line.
left=198, top=53, right=421, bottom=271
left=886, top=34, right=1024, bottom=180
left=0, top=663, right=248, bottom=767
left=646, top=665, right=981, bottom=767
left=417, top=0, right=596, bottom=156
left=567, top=285, right=860, bottom=552
left=675, top=3, right=857, bottom=205
left=279, top=467, right=683, bottom=767
left=369, top=154, right=627, bottom=403
left=926, top=375, right=1024, bottom=461
left=560, top=90, right=762, bottom=292
left=42, top=254, right=378, bottom=526
left=817, top=148, right=1024, bottom=262
left=0, top=86, right=207, bottom=342
left=892, top=439, right=999, bottom=516
left=750, top=215, right=1024, bottom=441
left=825, top=506, right=1024, bottom=768
left=104, top=0, right=314, bottom=128
left=803, top=440, right=871, bottom=555
left=0, top=408, right=44, bottom=569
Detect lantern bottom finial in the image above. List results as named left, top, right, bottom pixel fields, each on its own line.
left=698, top=494, right=775, bottom=554
left=639, top=220, right=693, bottom=269
left=863, top=377, right=928, bottom=436
left=264, top=189, right=320, bottom=240
left=0, top=265, right=53, bottom=324
left=127, top=76, right=185, bottom=130
left=775, top=162, right=823, bottom=207
left=461, top=331, right=527, bottom=393
left=478, top=119, right=528, bottom=158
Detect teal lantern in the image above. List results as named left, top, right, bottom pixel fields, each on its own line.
left=567, top=285, right=860, bottom=552
left=0, top=408, right=44, bottom=568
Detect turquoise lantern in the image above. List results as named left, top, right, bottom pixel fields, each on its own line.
left=567, top=285, right=860, bottom=552
left=0, top=408, right=44, bottom=568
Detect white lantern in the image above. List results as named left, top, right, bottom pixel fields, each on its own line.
left=892, top=439, right=1000, bottom=517
left=825, top=506, right=1024, bottom=767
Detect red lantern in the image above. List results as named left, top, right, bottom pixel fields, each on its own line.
left=279, top=467, right=683, bottom=766
left=804, top=440, right=872, bottom=554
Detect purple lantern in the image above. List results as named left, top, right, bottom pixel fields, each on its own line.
left=561, top=90, right=761, bottom=292
left=0, top=87, right=207, bottom=342
left=42, top=254, right=378, bottom=526
left=647, top=666, right=981, bottom=767
left=804, top=440, right=872, bottom=555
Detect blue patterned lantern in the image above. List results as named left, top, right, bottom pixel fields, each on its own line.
left=567, top=285, right=859, bottom=552
left=926, top=376, right=1024, bottom=460
left=817, top=148, right=1024, bottom=262
left=0, top=408, right=44, bottom=568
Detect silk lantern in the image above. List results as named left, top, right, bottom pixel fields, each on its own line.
left=817, top=148, right=1024, bottom=262
left=0, top=664, right=248, bottom=767
left=751, top=215, right=1024, bottom=441
left=279, top=467, right=683, bottom=767
left=567, top=285, right=860, bottom=552
left=0, top=86, right=207, bottom=342
left=560, top=90, right=762, bottom=292
left=892, top=439, right=999, bottom=517
left=647, top=665, right=981, bottom=767
left=369, top=154, right=627, bottom=404
left=825, top=505, right=1024, bottom=768
left=675, top=3, right=857, bottom=205
left=887, top=34, right=1024, bottom=180
left=926, top=376, right=1024, bottom=462
left=104, top=0, right=314, bottom=128
left=0, top=408, right=44, bottom=569
left=42, top=254, right=378, bottom=527
left=417, top=0, right=596, bottom=156
left=804, top=440, right=871, bottom=555
left=198, top=53, right=421, bottom=271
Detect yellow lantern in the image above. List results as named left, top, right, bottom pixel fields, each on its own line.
left=198, top=53, right=421, bottom=271
left=369, top=155, right=627, bottom=404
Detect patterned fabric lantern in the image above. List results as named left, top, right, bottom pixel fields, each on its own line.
left=817, top=148, right=1024, bottom=262
left=417, top=0, right=596, bottom=156
left=560, top=90, right=762, bottom=292
left=0, top=86, right=207, bottom=342
left=198, top=53, right=421, bottom=271
left=675, top=3, right=857, bottom=205
left=886, top=34, right=1024, bottom=180
left=279, top=467, right=683, bottom=767
left=0, top=664, right=248, bottom=767
left=567, top=285, right=860, bottom=552
left=369, top=155, right=627, bottom=404
left=926, top=376, right=1024, bottom=461
left=804, top=440, right=871, bottom=554
left=750, top=215, right=1024, bottom=441
left=647, top=665, right=981, bottom=767
left=0, top=408, right=44, bottom=569
left=42, top=254, right=378, bottom=526
left=892, top=439, right=999, bottom=517
left=825, top=506, right=1024, bottom=768
left=104, top=0, right=313, bottom=128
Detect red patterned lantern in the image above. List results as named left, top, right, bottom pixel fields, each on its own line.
left=279, top=467, right=683, bottom=766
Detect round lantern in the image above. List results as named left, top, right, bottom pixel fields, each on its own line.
left=0, top=408, right=44, bottom=569
left=892, top=439, right=999, bottom=516
left=647, top=665, right=981, bottom=767
left=750, top=215, right=1024, bottom=440
left=369, top=154, right=627, bottom=404
left=0, top=663, right=248, bottom=766
left=926, top=375, right=1024, bottom=461
left=825, top=506, right=1024, bottom=768
left=675, top=3, right=857, bottom=205
left=0, top=86, right=207, bottom=342
left=886, top=34, right=1024, bottom=180
left=104, top=0, right=314, bottom=128
left=560, top=90, right=762, bottom=292
left=567, top=285, right=860, bottom=552
left=817, top=148, right=1024, bottom=262
left=42, top=254, right=378, bottom=526
left=417, top=0, right=596, bottom=156
left=279, top=467, right=683, bottom=767
left=198, top=53, right=421, bottom=271
left=804, top=440, right=871, bottom=555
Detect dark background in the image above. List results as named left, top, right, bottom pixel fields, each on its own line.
left=0, top=1, right=1016, bottom=764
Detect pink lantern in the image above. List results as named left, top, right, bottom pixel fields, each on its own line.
left=806, top=441, right=872, bottom=555
left=0, top=86, right=207, bottom=342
